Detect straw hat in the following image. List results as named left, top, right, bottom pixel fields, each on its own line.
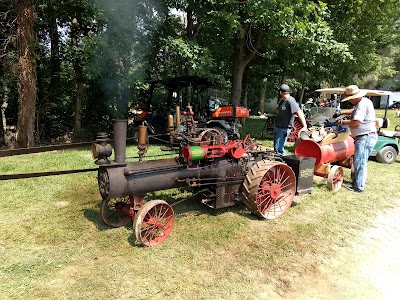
left=341, top=85, right=367, bottom=102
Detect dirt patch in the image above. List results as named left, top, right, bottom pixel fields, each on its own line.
left=283, top=199, right=400, bottom=300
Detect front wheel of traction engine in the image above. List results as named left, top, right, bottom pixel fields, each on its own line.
left=134, top=200, right=174, bottom=246
left=242, top=161, right=296, bottom=219
left=101, top=196, right=134, bottom=228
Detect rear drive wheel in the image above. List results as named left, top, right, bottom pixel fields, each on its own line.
left=376, top=146, right=397, bottom=164
left=242, top=161, right=296, bottom=219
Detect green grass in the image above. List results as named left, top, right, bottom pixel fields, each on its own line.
left=0, top=115, right=399, bottom=299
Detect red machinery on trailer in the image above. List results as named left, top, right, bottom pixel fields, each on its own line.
left=294, top=129, right=355, bottom=191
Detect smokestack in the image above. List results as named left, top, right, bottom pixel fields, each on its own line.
left=112, top=119, right=127, bottom=164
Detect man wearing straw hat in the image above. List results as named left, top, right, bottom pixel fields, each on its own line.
left=333, top=85, right=377, bottom=192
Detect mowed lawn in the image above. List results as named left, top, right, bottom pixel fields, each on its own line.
left=1, top=110, right=399, bottom=299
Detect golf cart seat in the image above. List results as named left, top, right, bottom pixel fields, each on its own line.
left=376, top=117, right=399, bottom=138
left=376, top=117, right=390, bottom=129
left=380, top=130, right=400, bottom=138
left=376, top=118, right=384, bottom=129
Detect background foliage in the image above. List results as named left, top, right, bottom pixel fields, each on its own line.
left=0, top=0, right=399, bottom=145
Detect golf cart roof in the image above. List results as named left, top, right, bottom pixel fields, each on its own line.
left=315, top=88, right=393, bottom=97
left=315, top=88, right=345, bottom=94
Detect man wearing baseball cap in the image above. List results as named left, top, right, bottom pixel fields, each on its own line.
left=333, top=85, right=377, bottom=192
left=274, top=84, right=307, bottom=155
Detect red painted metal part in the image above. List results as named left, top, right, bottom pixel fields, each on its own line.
left=242, top=161, right=296, bottom=219
left=180, top=139, right=248, bottom=161
left=211, top=106, right=249, bottom=118
left=100, top=195, right=144, bottom=228
left=294, top=136, right=355, bottom=167
left=287, top=118, right=303, bottom=143
left=256, top=163, right=296, bottom=219
left=134, top=200, right=174, bottom=246
left=197, top=128, right=224, bottom=145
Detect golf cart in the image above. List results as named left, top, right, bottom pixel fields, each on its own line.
left=316, top=88, right=399, bottom=164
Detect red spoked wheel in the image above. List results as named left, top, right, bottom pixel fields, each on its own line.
left=101, top=195, right=143, bottom=228
left=327, top=165, right=344, bottom=191
left=287, top=117, right=303, bottom=143
left=134, top=200, right=174, bottom=246
left=242, top=161, right=296, bottom=219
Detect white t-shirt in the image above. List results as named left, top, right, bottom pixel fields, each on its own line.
left=349, top=97, right=376, bottom=137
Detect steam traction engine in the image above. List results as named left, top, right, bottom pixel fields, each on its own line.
left=91, top=119, right=298, bottom=247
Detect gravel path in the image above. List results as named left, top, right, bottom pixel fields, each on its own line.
left=280, top=199, right=400, bottom=300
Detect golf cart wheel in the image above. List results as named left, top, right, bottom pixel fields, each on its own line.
left=242, top=161, right=296, bottom=219
left=376, top=146, right=397, bottom=164
left=134, top=200, right=174, bottom=247
left=327, top=165, right=344, bottom=191
left=101, top=196, right=134, bottom=228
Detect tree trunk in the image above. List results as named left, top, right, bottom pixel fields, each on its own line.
left=48, top=16, right=61, bottom=102
left=71, top=17, right=83, bottom=142
left=298, top=86, right=305, bottom=104
left=230, top=29, right=262, bottom=105
left=73, top=65, right=83, bottom=141
left=258, top=78, right=267, bottom=114
left=231, top=35, right=246, bottom=105
left=241, top=78, right=249, bottom=125
left=16, top=0, right=37, bottom=148
left=296, top=76, right=306, bottom=104
left=1, top=80, right=9, bottom=137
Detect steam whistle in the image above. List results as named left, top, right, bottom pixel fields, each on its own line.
left=137, top=122, right=148, bottom=161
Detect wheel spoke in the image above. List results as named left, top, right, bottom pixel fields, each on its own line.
left=257, top=193, right=273, bottom=210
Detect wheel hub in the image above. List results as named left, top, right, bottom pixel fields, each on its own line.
left=270, top=183, right=281, bottom=200
left=262, top=182, right=281, bottom=200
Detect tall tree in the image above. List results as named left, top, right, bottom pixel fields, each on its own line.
left=16, top=0, right=36, bottom=148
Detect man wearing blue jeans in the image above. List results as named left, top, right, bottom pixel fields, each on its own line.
left=274, top=84, right=307, bottom=155
left=334, top=85, right=377, bottom=192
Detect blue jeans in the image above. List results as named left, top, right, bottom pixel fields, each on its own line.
left=274, top=127, right=291, bottom=155
left=353, top=134, right=377, bottom=191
